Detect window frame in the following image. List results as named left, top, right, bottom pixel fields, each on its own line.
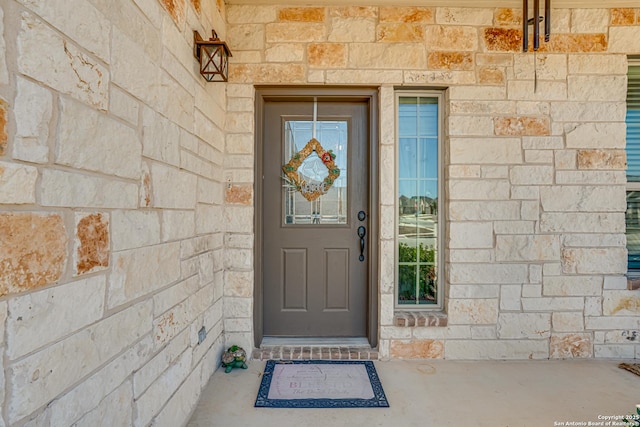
left=626, top=58, right=640, bottom=274
left=394, top=90, right=445, bottom=310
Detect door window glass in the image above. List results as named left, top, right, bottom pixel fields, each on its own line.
left=283, top=120, right=348, bottom=225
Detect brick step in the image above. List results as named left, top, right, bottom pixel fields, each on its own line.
left=252, top=346, right=379, bottom=361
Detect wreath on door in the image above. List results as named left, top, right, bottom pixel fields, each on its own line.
left=282, top=138, right=340, bottom=202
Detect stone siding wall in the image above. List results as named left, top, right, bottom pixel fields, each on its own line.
left=0, top=0, right=227, bottom=425
left=225, top=6, right=640, bottom=360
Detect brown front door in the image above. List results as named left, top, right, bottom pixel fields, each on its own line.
left=262, top=98, right=369, bottom=337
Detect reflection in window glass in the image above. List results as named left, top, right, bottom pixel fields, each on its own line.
left=626, top=64, right=640, bottom=270
left=397, top=95, right=440, bottom=307
left=283, top=121, right=348, bottom=225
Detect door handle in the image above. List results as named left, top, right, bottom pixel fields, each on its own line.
left=357, top=226, right=366, bottom=262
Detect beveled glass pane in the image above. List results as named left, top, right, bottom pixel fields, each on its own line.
left=283, top=120, right=348, bottom=225
left=398, top=265, right=417, bottom=304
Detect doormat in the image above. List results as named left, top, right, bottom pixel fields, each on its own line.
left=619, top=363, right=640, bottom=377
left=255, top=360, right=389, bottom=408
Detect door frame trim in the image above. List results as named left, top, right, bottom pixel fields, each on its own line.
left=254, top=86, right=380, bottom=348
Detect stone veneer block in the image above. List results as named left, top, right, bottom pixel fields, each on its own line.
left=266, top=23, right=326, bottom=43
left=494, top=8, right=521, bottom=26
left=229, top=64, right=306, bottom=83
left=75, top=212, right=109, bottom=276
left=425, top=26, right=477, bottom=51
left=390, top=340, right=444, bottom=359
left=0, top=161, right=38, bottom=204
left=541, top=186, right=626, bottom=212
left=540, top=33, right=608, bottom=53
left=427, top=52, right=473, bottom=70
left=150, top=163, right=197, bottom=209
left=108, top=243, right=181, bottom=308
left=228, top=25, right=265, bottom=51
left=449, top=201, right=520, bottom=221
left=278, top=7, right=325, bottom=22
left=603, top=291, right=640, bottom=316
left=445, top=340, right=549, bottom=360
left=550, top=333, right=592, bottom=358
left=478, top=67, right=505, bottom=85
left=449, top=222, right=493, bottom=249
left=377, top=23, right=424, bottom=43
left=448, top=299, right=499, bottom=325
left=550, top=102, right=626, bottom=122
left=496, top=235, right=560, bottom=262
left=497, top=313, right=551, bottom=339
left=0, top=98, right=7, bottom=155
left=7, top=301, right=152, bottom=423
left=543, top=276, right=603, bottom=297
left=562, top=248, right=627, bottom=275
left=225, top=184, right=252, bottom=205
left=266, top=44, right=305, bottom=62
left=330, top=6, right=377, bottom=18
left=379, top=7, right=433, bottom=23
left=450, top=264, right=528, bottom=285
left=13, top=77, right=52, bottom=163
left=404, top=70, right=475, bottom=85
left=57, top=98, right=141, bottom=179
left=111, top=210, right=161, bottom=251
left=0, top=7, right=8, bottom=84
left=483, top=28, right=522, bottom=52
left=18, top=13, right=108, bottom=110
left=577, top=150, right=626, bottom=170
left=17, top=0, right=111, bottom=62
left=552, top=312, right=585, bottom=332
left=159, top=0, right=186, bottom=25
left=329, top=17, right=376, bottom=43
left=570, top=9, right=609, bottom=34
left=568, top=55, right=628, bottom=75
left=308, top=43, right=347, bottom=68
left=0, top=213, right=67, bottom=297
left=142, top=108, right=180, bottom=167
left=494, top=117, right=550, bottom=136
left=568, top=75, right=627, bottom=102
left=540, top=212, right=624, bottom=233
left=349, top=43, right=425, bottom=69
left=47, top=337, right=152, bottom=426
left=227, top=5, right=276, bottom=24
left=449, top=179, right=510, bottom=200
left=326, top=70, right=403, bottom=85
left=610, top=8, right=636, bottom=25
left=436, top=7, right=493, bottom=25
left=7, top=275, right=106, bottom=360
left=41, top=169, right=138, bottom=208
left=449, top=138, right=522, bottom=165
left=565, top=123, right=626, bottom=149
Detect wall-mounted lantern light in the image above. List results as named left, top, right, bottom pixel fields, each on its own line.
left=193, top=30, right=232, bottom=82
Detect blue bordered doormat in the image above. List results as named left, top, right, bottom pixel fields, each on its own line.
left=255, top=360, right=389, bottom=408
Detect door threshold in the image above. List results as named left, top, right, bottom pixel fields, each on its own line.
left=254, top=337, right=378, bottom=361
left=261, top=337, right=370, bottom=347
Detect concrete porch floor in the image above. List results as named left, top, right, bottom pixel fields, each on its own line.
left=187, top=359, right=639, bottom=427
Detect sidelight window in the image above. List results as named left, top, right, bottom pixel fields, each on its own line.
left=626, top=60, right=640, bottom=272
left=396, top=92, right=443, bottom=308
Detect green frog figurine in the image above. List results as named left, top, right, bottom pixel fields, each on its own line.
left=221, top=345, right=248, bottom=373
